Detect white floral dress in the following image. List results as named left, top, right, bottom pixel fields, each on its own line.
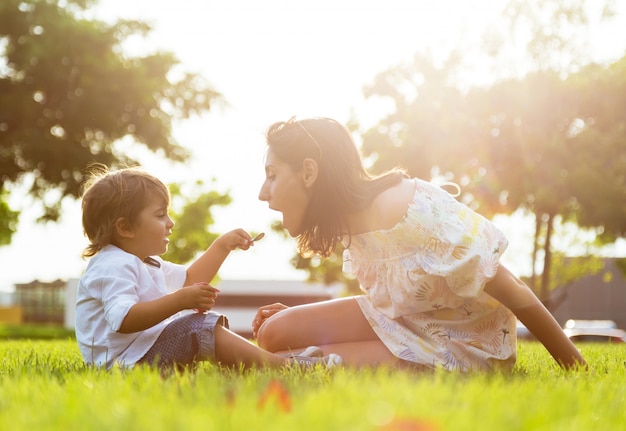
left=343, top=178, right=517, bottom=371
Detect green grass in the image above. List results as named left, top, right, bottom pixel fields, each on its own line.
left=0, top=340, right=624, bottom=431
left=0, top=324, right=75, bottom=340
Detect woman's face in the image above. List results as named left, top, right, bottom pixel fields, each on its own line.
left=258, top=149, right=311, bottom=237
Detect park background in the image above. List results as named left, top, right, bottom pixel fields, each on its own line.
left=1, top=4, right=626, bottom=429
left=1, top=0, right=625, bottom=295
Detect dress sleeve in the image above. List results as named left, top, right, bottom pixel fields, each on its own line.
left=406, top=181, right=509, bottom=298
left=343, top=178, right=509, bottom=307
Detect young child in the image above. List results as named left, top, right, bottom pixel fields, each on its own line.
left=75, top=164, right=341, bottom=371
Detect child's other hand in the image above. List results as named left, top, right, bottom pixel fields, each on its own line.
left=179, top=282, right=220, bottom=312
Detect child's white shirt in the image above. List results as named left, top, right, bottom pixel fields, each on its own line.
left=75, top=244, right=187, bottom=369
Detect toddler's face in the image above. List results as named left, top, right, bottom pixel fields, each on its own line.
left=130, top=194, right=174, bottom=258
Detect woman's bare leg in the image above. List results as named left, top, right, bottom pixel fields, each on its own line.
left=256, top=297, right=402, bottom=367
left=256, top=297, right=375, bottom=349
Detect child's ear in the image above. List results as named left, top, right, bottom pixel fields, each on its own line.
left=301, top=158, right=318, bottom=188
left=114, top=217, right=135, bottom=238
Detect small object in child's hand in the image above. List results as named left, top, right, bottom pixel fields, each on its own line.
left=252, top=232, right=265, bottom=242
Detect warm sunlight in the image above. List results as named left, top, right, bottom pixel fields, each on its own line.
left=1, top=0, right=625, bottom=290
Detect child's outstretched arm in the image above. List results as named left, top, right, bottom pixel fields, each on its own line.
left=185, top=228, right=255, bottom=285
left=484, top=264, right=587, bottom=370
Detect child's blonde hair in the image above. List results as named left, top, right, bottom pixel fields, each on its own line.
left=80, top=164, right=170, bottom=258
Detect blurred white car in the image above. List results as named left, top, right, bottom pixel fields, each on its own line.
left=564, top=319, right=617, bottom=329
left=563, top=319, right=625, bottom=343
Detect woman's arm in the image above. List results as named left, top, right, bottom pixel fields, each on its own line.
left=484, top=264, right=587, bottom=370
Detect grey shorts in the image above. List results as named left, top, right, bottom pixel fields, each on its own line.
left=138, top=311, right=228, bottom=369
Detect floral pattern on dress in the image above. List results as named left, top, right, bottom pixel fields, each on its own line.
left=345, top=178, right=517, bottom=371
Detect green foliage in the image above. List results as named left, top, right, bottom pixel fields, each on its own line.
left=270, top=220, right=361, bottom=295
left=162, top=181, right=232, bottom=265
left=0, top=0, right=220, bottom=235
left=0, top=189, right=18, bottom=246
left=361, top=52, right=474, bottom=182
left=548, top=254, right=605, bottom=293
left=614, top=258, right=626, bottom=279
left=0, top=340, right=625, bottom=430
left=566, top=56, right=626, bottom=239
left=292, top=245, right=360, bottom=296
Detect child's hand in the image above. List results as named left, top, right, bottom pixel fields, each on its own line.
left=178, top=282, right=220, bottom=312
left=215, top=228, right=262, bottom=251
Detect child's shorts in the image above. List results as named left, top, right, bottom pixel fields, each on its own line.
left=138, top=311, right=228, bottom=369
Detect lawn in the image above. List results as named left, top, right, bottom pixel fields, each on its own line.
left=0, top=338, right=624, bottom=431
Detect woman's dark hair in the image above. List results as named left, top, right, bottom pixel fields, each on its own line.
left=266, top=117, right=406, bottom=257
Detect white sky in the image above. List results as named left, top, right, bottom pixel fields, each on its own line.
left=1, top=0, right=625, bottom=291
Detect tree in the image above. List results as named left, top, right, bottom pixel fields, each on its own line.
left=360, top=52, right=482, bottom=186
left=269, top=220, right=361, bottom=295
left=466, top=71, right=581, bottom=299
left=163, top=181, right=232, bottom=267
left=544, top=254, right=605, bottom=308
left=466, top=56, right=626, bottom=301
left=566, top=57, right=626, bottom=240
left=357, top=0, right=624, bottom=303
left=474, top=0, right=622, bottom=297
left=0, top=0, right=220, bottom=239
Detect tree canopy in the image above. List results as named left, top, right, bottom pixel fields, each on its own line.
left=357, top=1, right=626, bottom=301
left=0, top=0, right=220, bottom=232
left=291, top=0, right=626, bottom=301
left=163, top=181, right=232, bottom=266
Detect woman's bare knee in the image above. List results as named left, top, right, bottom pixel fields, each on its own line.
left=255, top=318, right=275, bottom=351
left=256, top=312, right=293, bottom=352
left=256, top=298, right=377, bottom=352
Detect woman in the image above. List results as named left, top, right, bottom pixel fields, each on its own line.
left=253, top=116, right=586, bottom=371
